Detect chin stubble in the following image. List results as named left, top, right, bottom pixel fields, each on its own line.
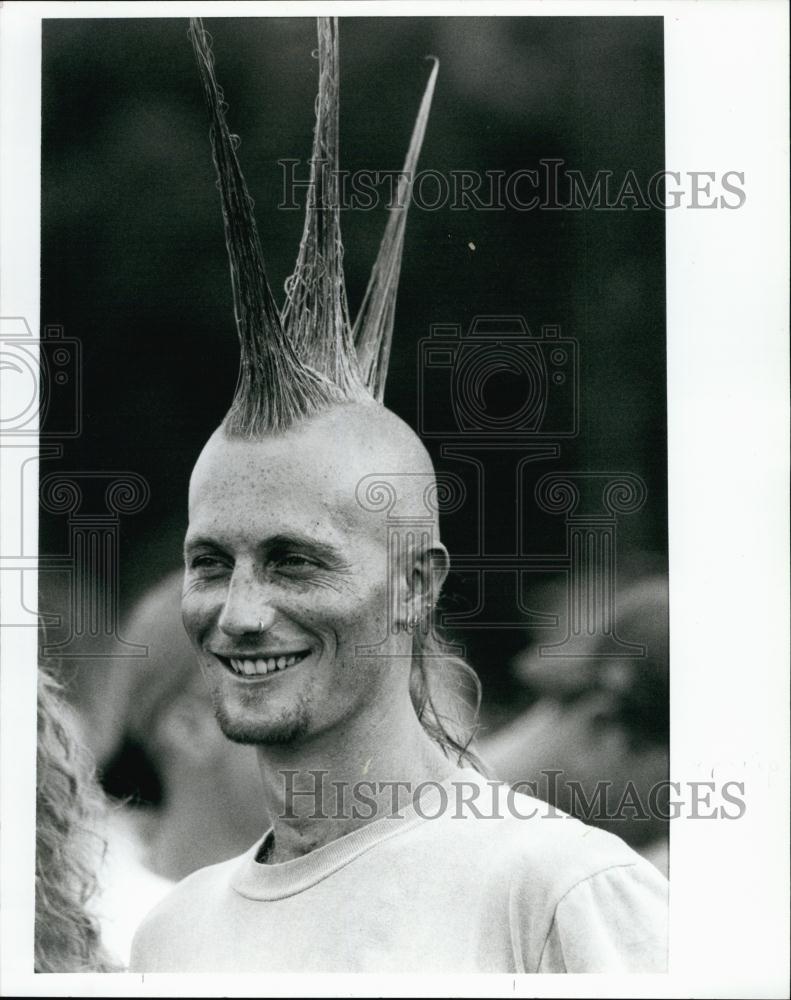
left=210, top=689, right=312, bottom=746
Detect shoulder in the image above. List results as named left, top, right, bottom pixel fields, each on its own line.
left=446, top=770, right=649, bottom=873
left=535, top=859, right=668, bottom=972
left=441, top=771, right=668, bottom=972
left=129, top=849, right=251, bottom=972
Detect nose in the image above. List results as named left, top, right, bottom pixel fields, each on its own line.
left=217, top=564, right=277, bottom=638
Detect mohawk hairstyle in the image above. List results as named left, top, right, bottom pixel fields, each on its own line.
left=189, top=17, right=438, bottom=433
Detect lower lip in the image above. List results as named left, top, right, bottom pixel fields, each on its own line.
left=217, top=652, right=311, bottom=682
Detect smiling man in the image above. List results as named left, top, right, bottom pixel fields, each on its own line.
left=182, top=403, right=461, bottom=762
left=130, top=18, right=668, bottom=973
left=178, top=403, right=468, bottom=853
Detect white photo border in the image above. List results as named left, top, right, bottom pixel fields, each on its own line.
left=1, top=1, right=788, bottom=996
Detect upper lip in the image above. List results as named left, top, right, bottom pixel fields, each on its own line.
left=210, top=649, right=310, bottom=659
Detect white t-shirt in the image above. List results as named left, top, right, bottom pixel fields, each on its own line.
left=131, top=768, right=668, bottom=973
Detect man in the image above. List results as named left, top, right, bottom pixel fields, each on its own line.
left=131, top=18, right=667, bottom=973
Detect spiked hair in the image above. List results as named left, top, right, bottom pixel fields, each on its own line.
left=188, top=19, right=484, bottom=771
left=189, top=17, right=438, bottom=433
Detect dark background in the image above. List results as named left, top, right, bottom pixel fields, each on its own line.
left=40, top=16, right=666, bottom=720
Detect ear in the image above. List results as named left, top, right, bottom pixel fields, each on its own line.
left=407, top=541, right=450, bottom=618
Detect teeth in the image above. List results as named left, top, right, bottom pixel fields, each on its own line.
left=226, top=652, right=307, bottom=675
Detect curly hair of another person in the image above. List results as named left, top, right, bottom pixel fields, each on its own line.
left=35, top=668, right=120, bottom=972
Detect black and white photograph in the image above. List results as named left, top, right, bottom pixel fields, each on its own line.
left=0, top=1, right=788, bottom=996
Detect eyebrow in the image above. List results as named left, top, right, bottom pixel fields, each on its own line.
left=183, top=532, right=345, bottom=565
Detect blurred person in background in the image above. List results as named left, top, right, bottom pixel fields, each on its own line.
left=112, top=570, right=265, bottom=882
left=37, top=567, right=265, bottom=966
left=35, top=666, right=120, bottom=972
left=36, top=567, right=172, bottom=967
left=37, top=566, right=132, bottom=771
left=480, top=575, right=669, bottom=876
left=93, top=570, right=265, bottom=964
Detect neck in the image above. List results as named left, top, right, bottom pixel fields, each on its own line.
left=255, top=692, right=458, bottom=864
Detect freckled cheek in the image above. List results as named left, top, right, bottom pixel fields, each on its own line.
left=181, top=584, right=226, bottom=643
left=286, top=598, right=345, bottom=644
left=286, top=584, right=388, bottom=650
left=327, top=582, right=391, bottom=647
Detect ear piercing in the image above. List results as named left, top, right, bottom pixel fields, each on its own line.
left=405, top=601, right=435, bottom=632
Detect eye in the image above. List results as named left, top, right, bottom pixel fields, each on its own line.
left=188, top=553, right=230, bottom=573
left=275, top=553, right=319, bottom=571
left=278, top=552, right=316, bottom=569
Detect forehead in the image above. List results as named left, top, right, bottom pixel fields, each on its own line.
left=186, top=430, right=375, bottom=548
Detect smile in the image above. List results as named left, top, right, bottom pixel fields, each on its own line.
left=217, top=650, right=311, bottom=677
